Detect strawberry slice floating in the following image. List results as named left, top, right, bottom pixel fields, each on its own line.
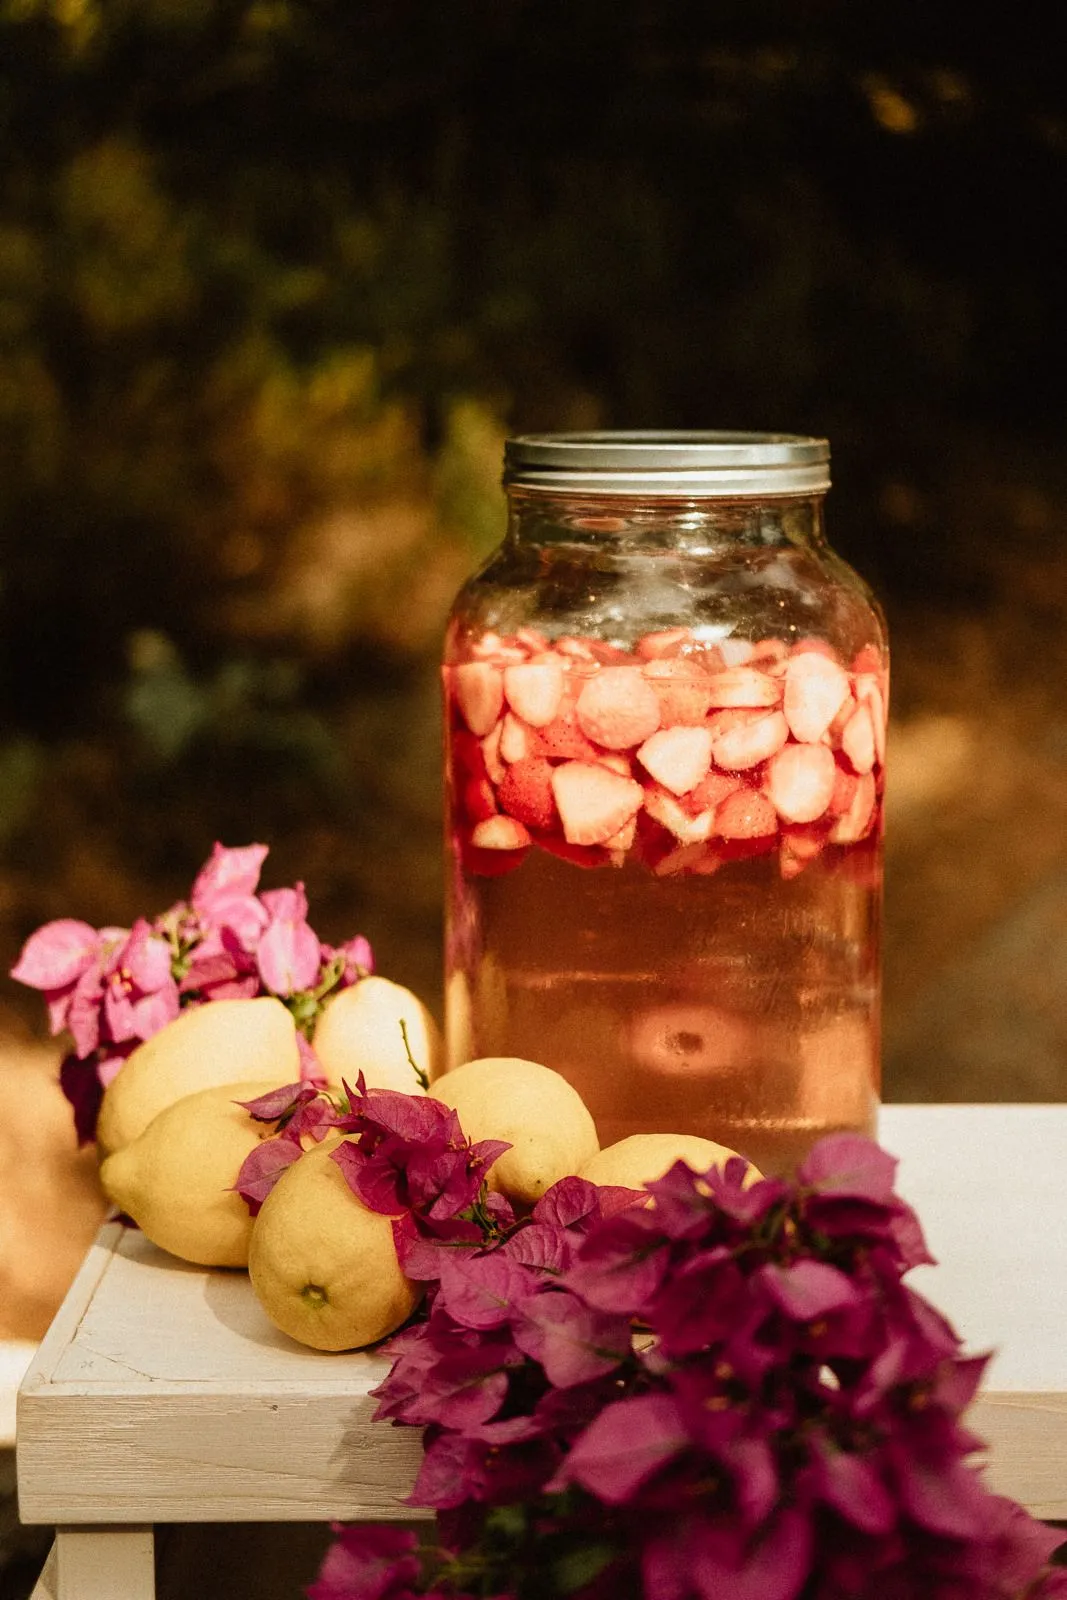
left=452, top=662, right=504, bottom=735
left=551, top=761, right=645, bottom=846
left=766, top=743, right=837, bottom=824
left=783, top=652, right=851, bottom=744
left=637, top=726, right=714, bottom=796
left=503, top=660, right=565, bottom=727
left=576, top=667, right=662, bottom=750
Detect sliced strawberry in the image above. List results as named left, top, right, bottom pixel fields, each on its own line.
left=693, top=844, right=725, bottom=875
left=829, top=771, right=877, bottom=843
left=841, top=702, right=876, bottom=775
left=652, top=840, right=711, bottom=877
left=783, top=651, right=851, bottom=743
left=452, top=662, right=505, bottom=735
left=500, top=711, right=537, bottom=765
left=471, top=815, right=531, bottom=850
left=461, top=775, right=497, bottom=824
left=716, top=788, right=778, bottom=840
left=497, top=758, right=558, bottom=832
left=533, top=831, right=610, bottom=869
left=766, top=743, right=836, bottom=823
left=555, top=635, right=599, bottom=662
left=828, top=763, right=860, bottom=818
left=551, top=760, right=645, bottom=846
left=598, top=751, right=635, bottom=777
left=644, top=782, right=715, bottom=843
left=705, top=666, right=782, bottom=709
left=635, top=626, right=693, bottom=660
left=537, top=701, right=603, bottom=762
left=469, top=631, right=503, bottom=659
left=852, top=677, right=887, bottom=765
left=576, top=667, right=661, bottom=750
left=504, top=659, right=565, bottom=727
left=587, top=639, right=635, bottom=665
left=459, top=833, right=528, bottom=878
left=718, top=638, right=755, bottom=667
left=637, top=725, right=714, bottom=796
left=828, top=691, right=857, bottom=745
left=779, top=823, right=829, bottom=880
left=750, top=637, right=788, bottom=665
left=641, top=658, right=715, bottom=724
left=693, top=644, right=727, bottom=674
left=790, top=637, right=841, bottom=662
left=851, top=644, right=884, bottom=676
left=515, top=626, right=550, bottom=654
left=710, top=708, right=789, bottom=771
left=481, top=720, right=507, bottom=784
left=682, top=769, right=743, bottom=817
left=602, top=814, right=638, bottom=852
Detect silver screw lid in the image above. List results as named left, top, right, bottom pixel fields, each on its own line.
left=504, top=431, right=830, bottom=496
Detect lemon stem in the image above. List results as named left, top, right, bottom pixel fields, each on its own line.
left=399, top=1019, right=429, bottom=1090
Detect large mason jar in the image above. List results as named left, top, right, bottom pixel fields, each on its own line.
left=442, top=433, right=887, bottom=1173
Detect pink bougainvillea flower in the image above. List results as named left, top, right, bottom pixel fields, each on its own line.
left=307, top=1524, right=421, bottom=1600
left=58, top=1053, right=105, bottom=1146
left=513, top=1289, right=631, bottom=1389
left=550, top=1392, right=689, bottom=1504
left=232, top=1133, right=304, bottom=1215
left=10, top=918, right=101, bottom=993
left=256, top=884, right=322, bottom=995
left=190, top=841, right=270, bottom=951
left=178, top=925, right=260, bottom=1001
left=101, top=919, right=181, bottom=1044
left=322, top=935, right=375, bottom=985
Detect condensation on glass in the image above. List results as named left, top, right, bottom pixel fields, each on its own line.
left=441, top=433, right=887, bottom=1173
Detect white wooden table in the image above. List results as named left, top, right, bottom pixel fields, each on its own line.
left=17, top=1105, right=1067, bottom=1599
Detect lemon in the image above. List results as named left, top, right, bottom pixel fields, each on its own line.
left=579, top=1132, right=760, bottom=1193
left=248, top=1137, right=422, bottom=1351
left=99, top=1080, right=291, bottom=1267
left=429, top=1056, right=599, bottom=1207
left=312, top=976, right=442, bottom=1094
left=97, top=997, right=302, bottom=1156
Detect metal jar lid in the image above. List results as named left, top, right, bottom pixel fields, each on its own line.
left=503, top=431, right=830, bottom=496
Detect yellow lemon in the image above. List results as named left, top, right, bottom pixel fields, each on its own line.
left=99, top=1080, right=292, bottom=1267
left=312, top=976, right=442, bottom=1094
left=97, top=997, right=302, bottom=1156
left=429, top=1056, right=599, bottom=1207
left=580, top=1133, right=761, bottom=1193
left=248, top=1137, right=421, bottom=1351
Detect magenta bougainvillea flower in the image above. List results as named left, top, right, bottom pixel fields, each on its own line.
left=291, top=1117, right=1066, bottom=1600
left=10, top=843, right=374, bottom=1142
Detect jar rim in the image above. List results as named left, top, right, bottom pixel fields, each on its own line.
left=504, top=430, right=830, bottom=496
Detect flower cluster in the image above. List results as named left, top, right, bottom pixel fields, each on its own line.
left=234, top=1074, right=513, bottom=1233
left=310, top=1132, right=1065, bottom=1600
left=10, top=843, right=373, bottom=1142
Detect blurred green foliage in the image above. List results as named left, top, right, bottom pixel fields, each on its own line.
left=0, top=0, right=1065, bottom=1009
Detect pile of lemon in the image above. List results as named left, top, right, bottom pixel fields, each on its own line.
left=97, top=979, right=754, bottom=1353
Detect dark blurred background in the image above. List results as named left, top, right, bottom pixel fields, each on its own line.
left=2, top=0, right=1067, bottom=1341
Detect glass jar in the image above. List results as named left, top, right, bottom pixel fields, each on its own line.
left=442, top=433, right=887, bottom=1174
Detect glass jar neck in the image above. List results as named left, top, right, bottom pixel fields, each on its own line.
left=504, top=489, right=828, bottom=556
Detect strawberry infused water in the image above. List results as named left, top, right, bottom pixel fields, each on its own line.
left=443, top=434, right=887, bottom=1174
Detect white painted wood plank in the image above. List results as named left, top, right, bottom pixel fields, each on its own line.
left=971, top=1393, right=1067, bottom=1521
left=878, top=1105, right=1066, bottom=1390
left=18, top=1389, right=426, bottom=1523
left=47, top=1230, right=392, bottom=1389
left=19, top=1222, right=125, bottom=1394
left=55, top=1528, right=154, bottom=1600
